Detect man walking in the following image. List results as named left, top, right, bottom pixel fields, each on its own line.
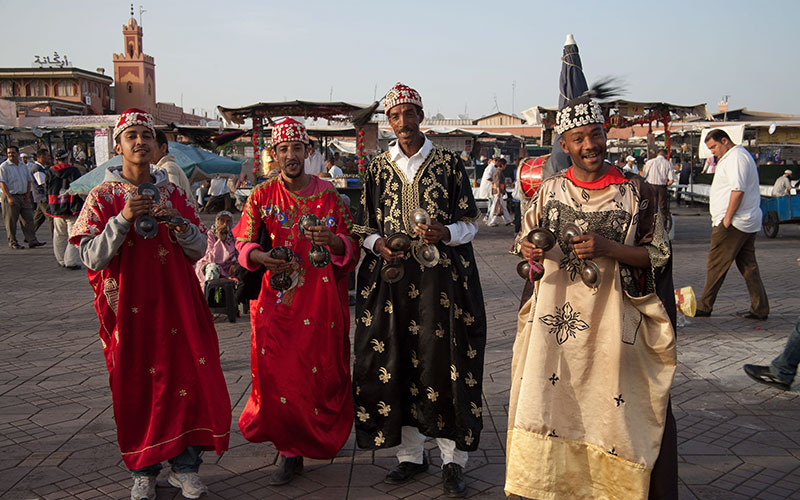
left=0, top=145, right=44, bottom=249
left=70, top=108, right=231, bottom=500
left=154, top=130, right=196, bottom=205
left=642, top=149, right=675, bottom=223
left=45, top=149, right=83, bottom=269
left=506, top=93, right=677, bottom=500
left=695, top=129, right=769, bottom=320
left=233, top=118, right=359, bottom=486
left=353, top=83, right=486, bottom=497
left=30, top=148, right=54, bottom=235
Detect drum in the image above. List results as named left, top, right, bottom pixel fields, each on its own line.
left=517, top=155, right=549, bottom=198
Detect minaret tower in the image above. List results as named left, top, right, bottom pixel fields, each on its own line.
left=112, top=4, right=156, bottom=113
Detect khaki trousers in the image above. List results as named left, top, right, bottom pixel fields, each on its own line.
left=697, top=224, right=769, bottom=316
left=2, top=194, right=37, bottom=246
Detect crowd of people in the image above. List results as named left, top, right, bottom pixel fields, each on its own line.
left=2, top=81, right=798, bottom=500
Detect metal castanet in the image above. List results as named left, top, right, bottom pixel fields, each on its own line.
left=561, top=222, right=601, bottom=290
left=298, top=213, right=331, bottom=268
left=381, top=232, right=412, bottom=283
left=133, top=182, right=162, bottom=239
left=517, top=227, right=554, bottom=282
left=409, top=208, right=440, bottom=268
left=268, top=246, right=295, bottom=291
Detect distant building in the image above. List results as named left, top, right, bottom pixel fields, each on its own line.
left=0, top=67, right=113, bottom=116
left=474, top=112, right=524, bottom=127
left=113, top=15, right=156, bottom=115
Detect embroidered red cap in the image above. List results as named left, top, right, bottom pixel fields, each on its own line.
left=271, top=117, right=309, bottom=146
left=114, top=108, right=156, bottom=140
left=383, top=82, right=423, bottom=112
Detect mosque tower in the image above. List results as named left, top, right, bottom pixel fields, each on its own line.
left=112, top=4, right=156, bottom=114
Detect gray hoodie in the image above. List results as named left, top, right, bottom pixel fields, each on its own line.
left=78, top=165, right=206, bottom=271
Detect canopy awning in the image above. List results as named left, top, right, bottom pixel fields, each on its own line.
left=217, top=100, right=384, bottom=126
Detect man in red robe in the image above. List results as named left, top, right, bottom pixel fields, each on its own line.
left=233, top=118, right=359, bottom=486
left=70, top=109, right=231, bottom=500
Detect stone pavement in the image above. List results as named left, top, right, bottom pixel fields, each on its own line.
left=1, top=206, right=799, bottom=500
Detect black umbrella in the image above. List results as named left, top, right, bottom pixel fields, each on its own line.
left=545, top=34, right=589, bottom=176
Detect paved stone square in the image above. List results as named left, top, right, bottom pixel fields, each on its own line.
left=1, top=206, right=799, bottom=499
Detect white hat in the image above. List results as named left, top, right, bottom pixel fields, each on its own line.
left=626, top=155, right=635, bottom=162
left=785, top=169, right=792, bottom=175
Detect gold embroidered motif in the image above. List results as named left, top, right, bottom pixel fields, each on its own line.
left=377, top=401, right=391, bottom=417
left=435, top=323, right=445, bottom=338
left=384, top=300, right=393, bottom=314
left=465, top=372, right=478, bottom=387
left=179, top=389, right=187, bottom=397
left=450, top=365, right=459, bottom=381
left=131, top=307, right=139, bottom=314
left=464, top=429, right=474, bottom=446
left=304, top=319, right=310, bottom=325
left=454, top=306, right=463, bottom=319
left=322, top=276, right=329, bottom=283
left=411, top=350, right=419, bottom=368
left=171, top=328, right=178, bottom=335
left=149, top=367, right=155, bottom=375
left=378, top=367, right=391, bottom=384
left=408, top=283, right=420, bottom=298
left=362, top=310, right=373, bottom=326
left=426, top=387, right=439, bottom=402
left=357, top=406, right=370, bottom=422
left=157, top=244, right=169, bottom=264
left=437, top=414, right=445, bottom=431
left=410, top=405, right=418, bottom=419
left=458, top=196, right=468, bottom=210
left=408, top=321, right=420, bottom=335
left=467, top=345, right=477, bottom=359
left=374, top=431, right=385, bottom=446
left=460, top=255, right=470, bottom=268
left=470, top=402, right=482, bottom=417
left=440, top=292, right=450, bottom=308
left=410, top=383, right=419, bottom=396
left=463, top=313, right=475, bottom=326
left=199, top=357, right=206, bottom=365
left=371, top=339, right=385, bottom=353
left=361, top=282, right=376, bottom=299
left=103, top=278, right=119, bottom=314
left=280, top=397, right=287, bottom=404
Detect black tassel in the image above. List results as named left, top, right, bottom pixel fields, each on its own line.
left=583, top=77, right=625, bottom=101
left=352, top=101, right=381, bottom=127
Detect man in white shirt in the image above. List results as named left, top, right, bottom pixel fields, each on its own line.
left=642, top=149, right=675, bottom=225
left=0, top=145, right=44, bottom=249
left=772, top=169, right=792, bottom=197
left=326, top=158, right=344, bottom=178
left=201, top=174, right=232, bottom=213
left=303, top=142, right=325, bottom=175
left=622, top=155, right=639, bottom=175
left=154, top=130, right=196, bottom=206
left=30, top=149, right=54, bottom=235
left=695, top=129, right=769, bottom=320
left=478, top=158, right=496, bottom=200
left=352, top=82, right=485, bottom=498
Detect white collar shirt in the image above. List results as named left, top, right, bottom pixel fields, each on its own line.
left=389, top=137, right=434, bottom=181
left=709, top=145, right=762, bottom=232
left=0, top=159, right=32, bottom=194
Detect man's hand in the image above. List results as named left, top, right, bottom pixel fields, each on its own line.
left=570, top=232, right=616, bottom=260
left=121, top=195, right=154, bottom=222
left=152, top=206, right=180, bottom=219
left=374, top=237, right=403, bottom=262
left=722, top=216, right=732, bottom=229
left=308, top=224, right=345, bottom=255
left=415, top=219, right=450, bottom=244
left=250, top=249, right=292, bottom=273
left=519, top=238, right=545, bottom=262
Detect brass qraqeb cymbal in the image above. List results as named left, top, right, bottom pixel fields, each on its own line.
left=134, top=215, right=158, bottom=239
left=380, top=262, right=404, bottom=283
left=298, top=213, right=321, bottom=237
left=385, top=232, right=412, bottom=252
left=137, top=182, right=161, bottom=204
left=561, top=222, right=583, bottom=245
left=580, top=260, right=601, bottom=289
left=527, top=227, right=556, bottom=251
left=413, top=242, right=440, bottom=268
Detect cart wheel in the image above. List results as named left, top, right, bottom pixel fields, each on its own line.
left=665, top=212, right=673, bottom=233
left=763, top=211, right=779, bottom=238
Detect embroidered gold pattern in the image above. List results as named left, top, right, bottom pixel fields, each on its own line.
left=410, top=383, right=419, bottom=396
left=408, top=321, right=420, bottom=335
left=157, top=244, right=169, bottom=264
left=149, top=367, right=155, bottom=375
left=450, top=364, right=459, bottom=381
left=467, top=345, right=477, bottom=359
left=280, top=397, right=287, bottom=404
left=470, top=402, right=482, bottom=417
left=463, top=313, right=475, bottom=326
left=131, top=307, right=139, bottom=314
left=361, top=282, right=376, bottom=299
left=371, top=339, right=385, bottom=353
left=199, top=357, right=206, bottom=365
left=411, top=350, right=419, bottom=368
left=465, top=372, right=478, bottom=388
left=408, top=283, right=420, bottom=298
left=464, top=429, right=474, bottom=446
left=374, top=431, right=385, bottom=446
left=384, top=300, right=393, bottom=314
left=440, top=292, right=450, bottom=308
left=378, top=367, right=391, bottom=384
left=362, top=310, right=373, bottom=326
left=357, top=406, right=370, bottom=422
left=103, top=278, right=119, bottom=314
left=179, top=389, right=187, bottom=397
left=437, top=414, right=445, bottom=430
left=377, top=401, right=391, bottom=417
left=435, top=323, right=445, bottom=338
left=171, top=328, right=178, bottom=335
left=426, top=387, right=439, bottom=402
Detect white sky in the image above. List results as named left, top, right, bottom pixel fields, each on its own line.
left=2, top=0, right=799, bottom=119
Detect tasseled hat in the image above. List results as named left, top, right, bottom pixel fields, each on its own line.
left=114, top=108, right=155, bottom=140
left=271, top=118, right=309, bottom=146
left=383, top=82, right=423, bottom=112
left=555, top=79, right=622, bottom=135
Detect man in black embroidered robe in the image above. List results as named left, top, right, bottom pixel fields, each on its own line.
left=352, top=83, right=486, bottom=498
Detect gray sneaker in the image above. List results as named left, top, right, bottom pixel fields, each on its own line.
left=168, top=471, right=208, bottom=499
left=130, top=475, right=157, bottom=500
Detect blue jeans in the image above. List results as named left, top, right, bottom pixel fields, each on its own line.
left=130, top=446, right=203, bottom=477
left=770, top=318, right=800, bottom=385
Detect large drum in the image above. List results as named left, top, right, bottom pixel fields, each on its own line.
left=517, top=155, right=549, bottom=198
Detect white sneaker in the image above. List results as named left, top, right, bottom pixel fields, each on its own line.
left=168, top=471, right=208, bottom=499
left=130, top=475, right=157, bottom=500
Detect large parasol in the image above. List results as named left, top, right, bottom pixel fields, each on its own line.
left=544, top=34, right=589, bottom=177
